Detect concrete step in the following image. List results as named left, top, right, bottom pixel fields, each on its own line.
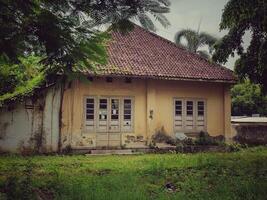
left=86, top=149, right=140, bottom=155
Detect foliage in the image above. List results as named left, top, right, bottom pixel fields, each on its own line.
left=174, top=29, right=218, bottom=59
left=0, top=0, right=170, bottom=104
left=231, top=80, right=267, bottom=116
left=0, top=148, right=267, bottom=199
left=3, top=160, right=35, bottom=200
left=212, top=0, right=267, bottom=92
left=0, top=0, right=170, bottom=69
left=0, top=55, right=45, bottom=106
left=195, top=131, right=219, bottom=146
left=152, top=127, right=177, bottom=145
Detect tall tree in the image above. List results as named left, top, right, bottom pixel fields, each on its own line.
left=212, top=0, right=267, bottom=92
left=0, top=0, right=170, bottom=70
left=0, top=0, right=170, bottom=104
left=231, top=80, right=267, bottom=116
left=174, top=29, right=217, bottom=59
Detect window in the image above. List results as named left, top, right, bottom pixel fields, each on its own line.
left=174, top=100, right=183, bottom=130
left=111, top=99, right=119, bottom=120
left=175, top=100, right=182, bottom=115
left=186, top=101, right=193, bottom=116
left=196, top=101, right=205, bottom=130
left=122, top=99, right=133, bottom=132
left=197, top=101, right=204, bottom=116
left=98, top=98, right=108, bottom=131
left=85, top=98, right=95, bottom=131
left=174, top=98, right=206, bottom=132
left=185, top=100, right=194, bottom=130
left=84, top=96, right=134, bottom=133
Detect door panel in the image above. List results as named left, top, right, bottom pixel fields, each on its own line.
left=96, top=97, right=121, bottom=147
left=109, top=98, right=120, bottom=132
left=185, top=100, right=194, bottom=130
left=97, top=98, right=108, bottom=132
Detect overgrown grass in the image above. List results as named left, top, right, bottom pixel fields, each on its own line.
left=0, top=147, right=267, bottom=200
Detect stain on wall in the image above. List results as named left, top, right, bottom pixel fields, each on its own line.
left=0, top=84, right=62, bottom=153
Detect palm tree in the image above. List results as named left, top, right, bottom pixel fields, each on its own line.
left=174, top=29, right=218, bottom=59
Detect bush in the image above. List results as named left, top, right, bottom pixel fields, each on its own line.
left=226, top=143, right=248, bottom=152
left=195, top=131, right=220, bottom=146
left=152, top=127, right=177, bottom=145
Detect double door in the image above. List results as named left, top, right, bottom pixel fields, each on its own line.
left=97, top=97, right=121, bottom=147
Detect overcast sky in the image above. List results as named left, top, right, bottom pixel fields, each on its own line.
left=149, top=0, right=241, bottom=69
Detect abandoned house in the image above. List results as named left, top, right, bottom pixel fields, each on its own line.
left=0, top=25, right=236, bottom=152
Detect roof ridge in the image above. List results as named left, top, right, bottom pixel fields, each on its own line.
left=132, top=23, right=233, bottom=73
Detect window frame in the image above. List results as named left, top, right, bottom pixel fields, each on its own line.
left=83, top=96, right=97, bottom=132
left=83, top=96, right=134, bottom=134
left=173, top=98, right=207, bottom=132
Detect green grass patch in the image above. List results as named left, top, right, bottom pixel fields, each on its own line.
left=0, top=147, right=267, bottom=200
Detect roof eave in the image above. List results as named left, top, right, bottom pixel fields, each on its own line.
left=86, top=73, right=237, bottom=84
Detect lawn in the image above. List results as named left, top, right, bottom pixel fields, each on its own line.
left=0, top=147, right=267, bottom=200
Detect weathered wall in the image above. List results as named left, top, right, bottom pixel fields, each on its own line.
left=61, top=78, right=231, bottom=149
left=231, top=123, right=267, bottom=145
left=0, top=85, right=62, bottom=153
left=151, top=79, right=229, bottom=137
left=61, top=78, right=147, bottom=149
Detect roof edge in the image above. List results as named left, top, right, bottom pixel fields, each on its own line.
left=86, top=73, right=236, bottom=84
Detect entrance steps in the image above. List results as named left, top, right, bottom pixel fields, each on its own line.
left=86, top=149, right=142, bottom=156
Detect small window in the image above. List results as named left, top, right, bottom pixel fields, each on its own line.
left=111, top=99, right=119, bottom=121
left=85, top=97, right=95, bottom=131
left=123, top=99, right=132, bottom=120
left=186, top=101, right=193, bottom=116
left=197, top=101, right=204, bottom=116
left=86, top=98, right=94, bottom=120
left=99, top=98, right=108, bottom=121
left=175, top=100, right=182, bottom=115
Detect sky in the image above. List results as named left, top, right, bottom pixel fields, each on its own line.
left=149, top=0, right=243, bottom=69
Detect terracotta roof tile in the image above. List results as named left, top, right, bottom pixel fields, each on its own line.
left=87, top=24, right=236, bottom=82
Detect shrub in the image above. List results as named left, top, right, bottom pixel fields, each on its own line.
left=195, top=131, right=219, bottom=146
left=152, top=127, right=177, bottom=145
left=226, top=143, right=246, bottom=152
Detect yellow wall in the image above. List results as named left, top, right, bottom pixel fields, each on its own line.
left=61, top=77, right=231, bottom=148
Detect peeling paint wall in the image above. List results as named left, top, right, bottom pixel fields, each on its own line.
left=61, top=78, right=231, bottom=149
left=0, top=85, right=62, bottom=153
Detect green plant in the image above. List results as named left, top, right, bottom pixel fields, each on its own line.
left=231, top=80, right=267, bottom=116
left=195, top=131, right=218, bottom=145
left=152, top=127, right=177, bottom=145
left=175, top=28, right=218, bottom=59
left=4, top=160, right=36, bottom=200
left=212, top=0, right=267, bottom=92
left=175, top=142, right=184, bottom=153
left=226, top=142, right=244, bottom=152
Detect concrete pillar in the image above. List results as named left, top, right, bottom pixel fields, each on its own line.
left=223, top=84, right=232, bottom=141
left=146, top=80, right=157, bottom=140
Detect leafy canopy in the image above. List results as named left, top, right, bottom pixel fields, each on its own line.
left=212, top=0, right=267, bottom=92
left=0, top=0, right=170, bottom=104
left=0, top=0, right=170, bottom=70
left=0, top=55, right=45, bottom=105
left=231, top=80, right=267, bottom=116
left=174, top=29, right=218, bottom=59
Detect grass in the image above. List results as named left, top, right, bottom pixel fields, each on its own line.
left=0, top=147, right=267, bottom=200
